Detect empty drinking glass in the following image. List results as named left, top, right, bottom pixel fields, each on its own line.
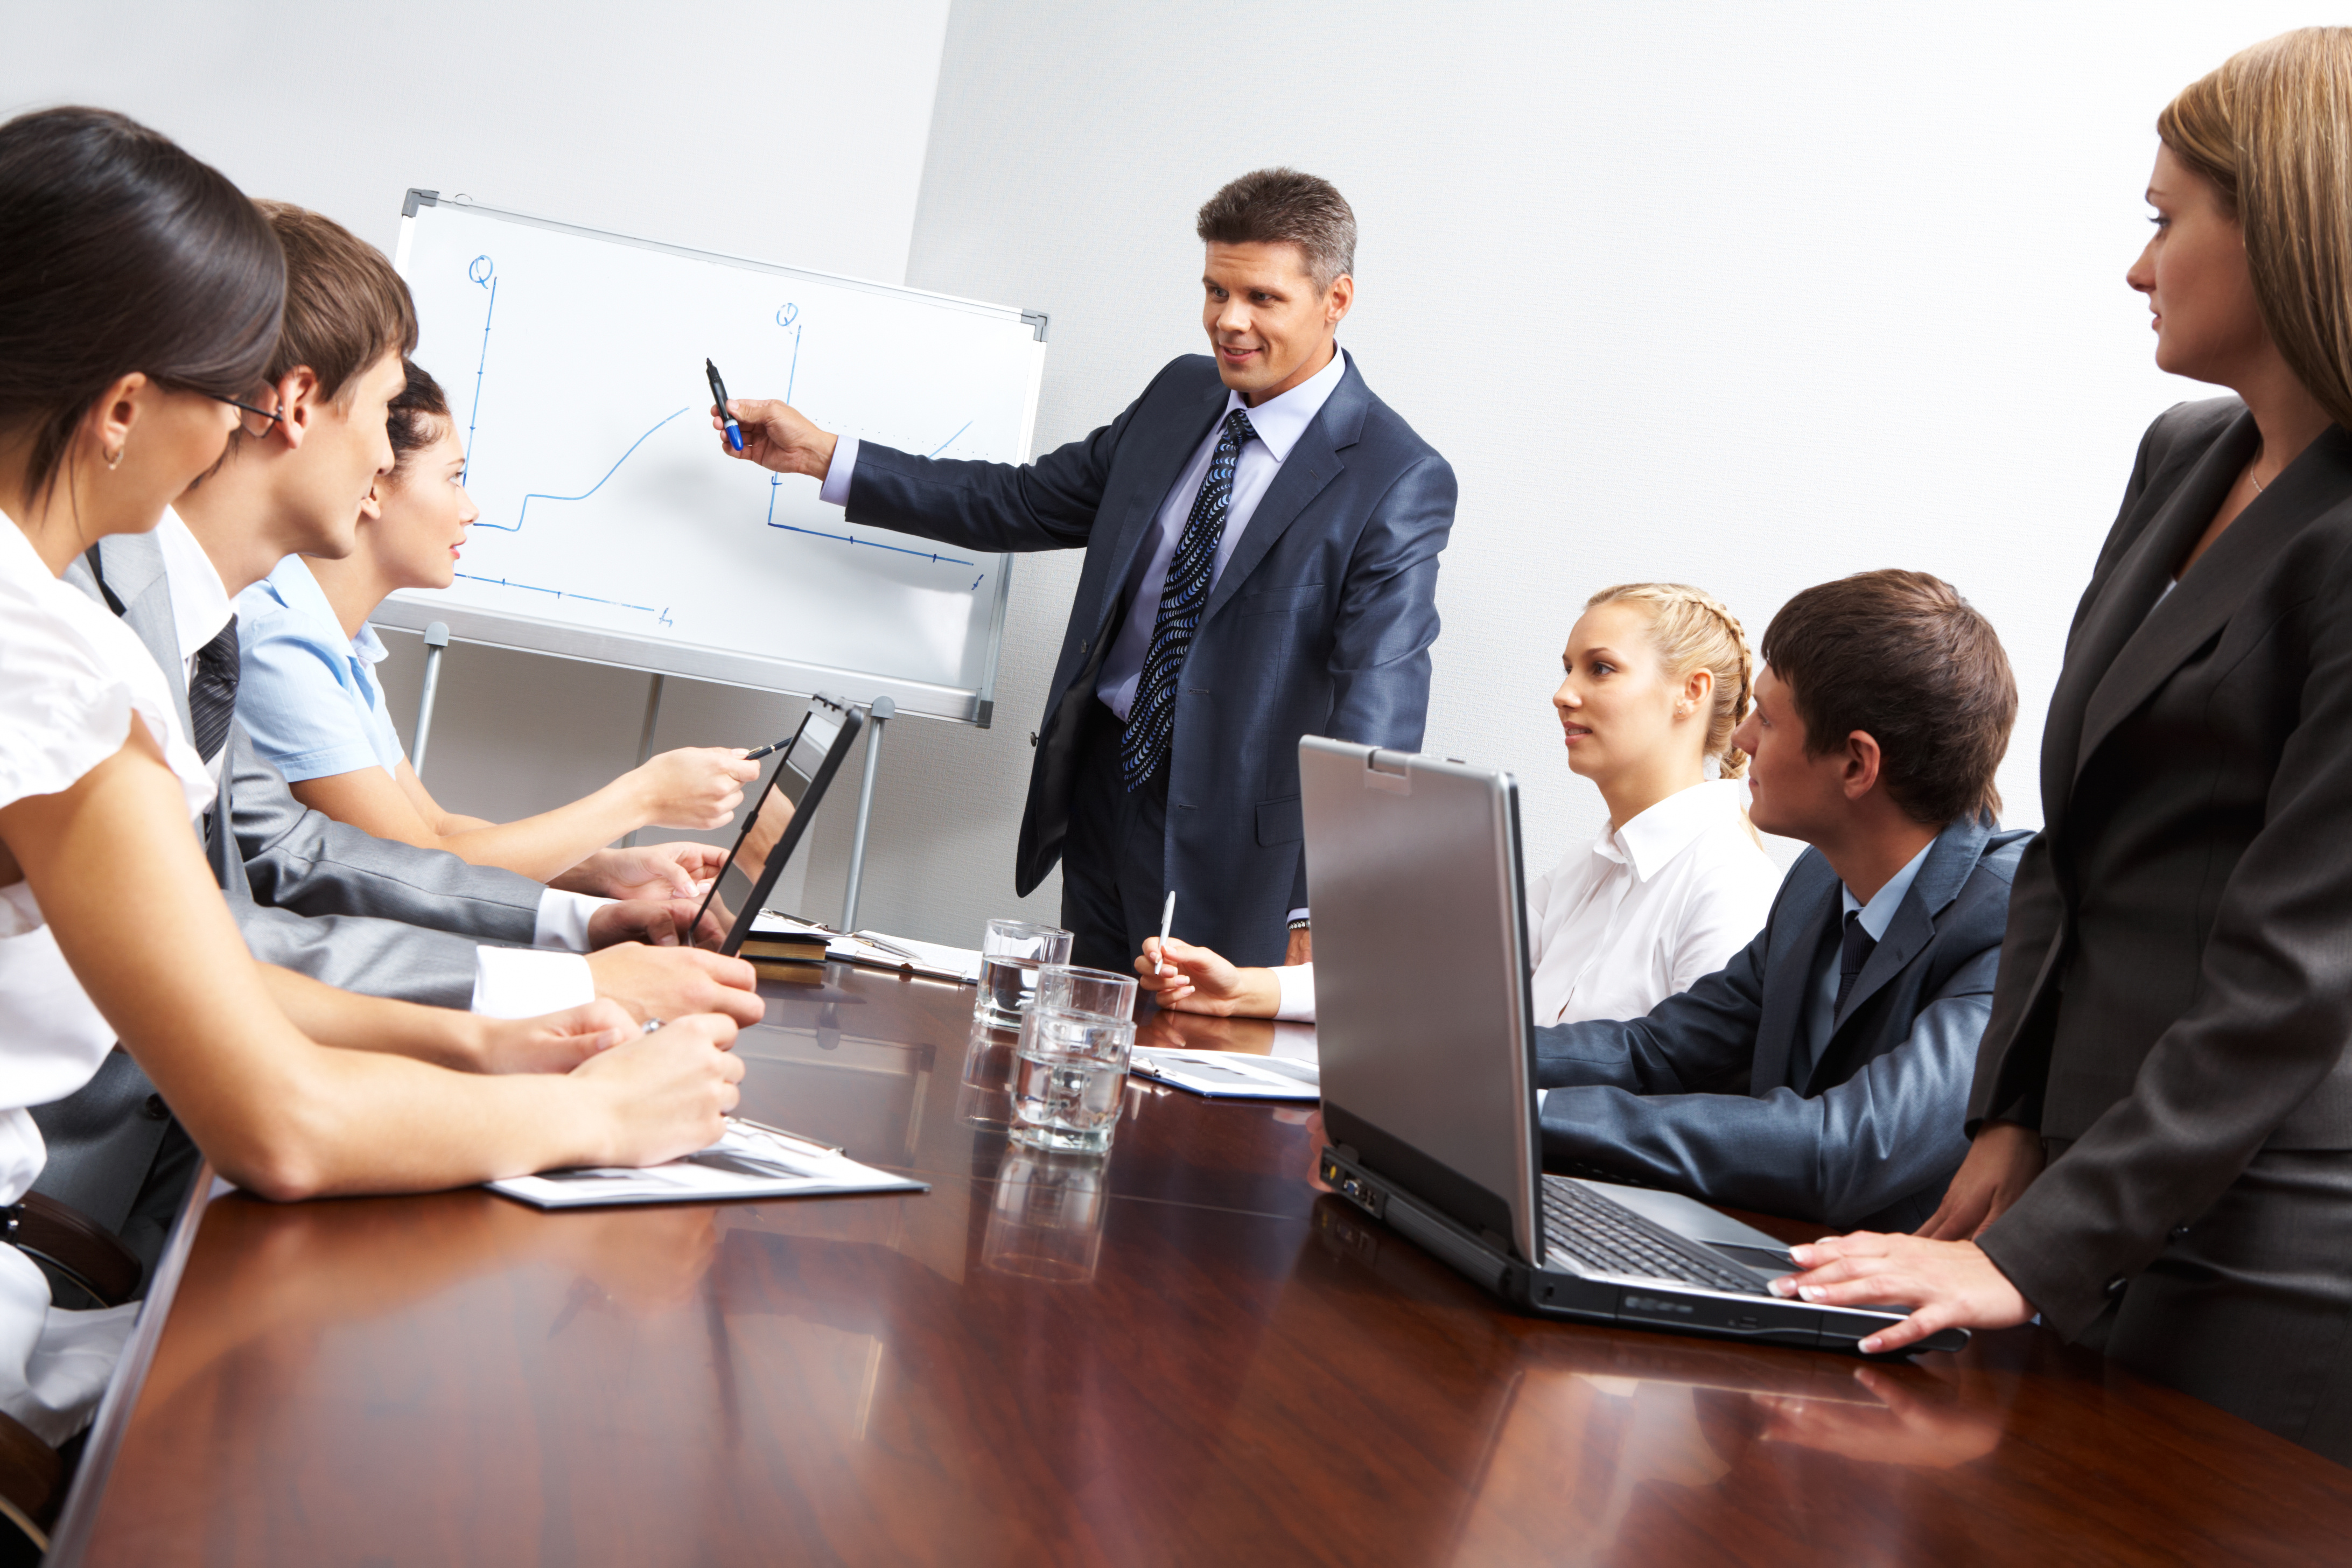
left=976, top=919, right=1073, bottom=1027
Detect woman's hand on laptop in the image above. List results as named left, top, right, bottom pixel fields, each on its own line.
left=1136, top=936, right=1281, bottom=1018
left=1916, top=1121, right=2045, bottom=1241
left=1768, top=1233, right=2034, bottom=1354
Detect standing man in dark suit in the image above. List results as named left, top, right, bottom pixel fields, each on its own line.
left=1537, top=571, right=2025, bottom=1234
left=718, top=170, right=1456, bottom=969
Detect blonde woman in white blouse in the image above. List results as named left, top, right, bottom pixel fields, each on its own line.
left=0, top=110, right=745, bottom=1444
left=1139, top=583, right=1783, bottom=1025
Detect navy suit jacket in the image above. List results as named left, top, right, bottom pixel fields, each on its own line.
left=847, top=350, right=1455, bottom=964
left=1535, top=815, right=2029, bottom=1233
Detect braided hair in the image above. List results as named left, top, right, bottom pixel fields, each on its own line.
left=1581, top=582, right=1755, bottom=780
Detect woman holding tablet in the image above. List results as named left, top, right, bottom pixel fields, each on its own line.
left=1137, top=582, right=1782, bottom=1027
left=1783, top=29, right=2352, bottom=1462
left=232, top=358, right=759, bottom=885
left=0, top=109, right=743, bottom=1442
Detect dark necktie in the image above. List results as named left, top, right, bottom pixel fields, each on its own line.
left=1833, top=908, right=1877, bottom=1018
left=188, top=616, right=241, bottom=765
left=1121, top=408, right=1256, bottom=790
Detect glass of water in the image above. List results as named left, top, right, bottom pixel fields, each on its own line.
left=1032, top=964, right=1138, bottom=1023
left=1010, top=1007, right=1136, bottom=1154
left=976, top=919, right=1073, bottom=1027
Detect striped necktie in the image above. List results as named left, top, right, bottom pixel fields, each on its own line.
left=1121, top=408, right=1256, bottom=790
left=188, top=616, right=241, bottom=764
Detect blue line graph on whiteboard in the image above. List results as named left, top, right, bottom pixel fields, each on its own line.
left=470, top=407, right=690, bottom=534
left=454, top=572, right=673, bottom=627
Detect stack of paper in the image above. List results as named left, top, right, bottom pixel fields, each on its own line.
left=747, top=912, right=983, bottom=983
left=1130, top=1049, right=1321, bottom=1101
left=489, top=1118, right=928, bottom=1209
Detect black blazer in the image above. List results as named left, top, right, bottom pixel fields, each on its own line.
left=848, top=352, right=1455, bottom=965
left=1973, top=400, right=2352, bottom=1335
left=1538, top=815, right=2026, bottom=1232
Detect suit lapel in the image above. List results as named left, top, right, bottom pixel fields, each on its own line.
left=2040, top=413, right=2255, bottom=829
left=96, top=533, right=194, bottom=732
left=1816, top=817, right=1989, bottom=1077
left=1091, top=373, right=1229, bottom=641
left=1749, top=856, right=1839, bottom=1097
left=2073, top=424, right=2352, bottom=790
left=1201, top=355, right=1369, bottom=625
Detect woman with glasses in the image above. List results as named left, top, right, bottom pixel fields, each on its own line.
left=0, top=107, right=745, bottom=1445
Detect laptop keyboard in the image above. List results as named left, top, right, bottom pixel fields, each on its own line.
left=1540, top=1176, right=1768, bottom=1295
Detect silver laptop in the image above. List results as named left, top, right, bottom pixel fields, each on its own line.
left=1304, top=737, right=1964, bottom=1355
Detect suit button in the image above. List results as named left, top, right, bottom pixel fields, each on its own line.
left=1079, top=639, right=1090, bottom=655
left=2169, top=1226, right=2189, bottom=1240
left=142, top=1094, right=169, bottom=1121
left=1028, top=732, right=1039, bottom=748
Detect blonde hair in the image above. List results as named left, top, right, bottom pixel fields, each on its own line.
left=2159, top=29, right=2352, bottom=431
left=1582, top=582, right=1755, bottom=780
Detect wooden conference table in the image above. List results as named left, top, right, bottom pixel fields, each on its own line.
left=47, top=966, right=2352, bottom=1565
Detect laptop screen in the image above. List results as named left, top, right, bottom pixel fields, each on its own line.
left=694, top=702, right=848, bottom=944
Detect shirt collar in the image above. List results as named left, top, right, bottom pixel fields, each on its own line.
left=351, top=621, right=388, bottom=664
left=1592, top=778, right=1750, bottom=883
left=1219, top=343, right=1348, bottom=463
left=1841, top=838, right=1935, bottom=941
left=256, top=552, right=344, bottom=636
left=153, top=509, right=233, bottom=665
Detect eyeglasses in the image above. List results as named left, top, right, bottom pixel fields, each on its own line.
left=209, top=391, right=284, bottom=438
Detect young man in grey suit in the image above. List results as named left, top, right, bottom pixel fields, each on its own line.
left=718, top=170, right=1457, bottom=971
left=1537, top=571, right=2027, bottom=1234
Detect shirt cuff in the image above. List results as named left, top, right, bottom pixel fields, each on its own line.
left=471, top=948, right=596, bottom=1019
left=817, top=436, right=860, bottom=507
left=534, top=890, right=610, bottom=951
left=1286, top=908, right=1310, bottom=927
left=1273, top=961, right=1317, bottom=1023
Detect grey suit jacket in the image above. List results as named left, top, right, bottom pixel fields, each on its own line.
left=1536, top=815, right=2029, bottom=1233
left=65, top=530, right=546, bottom=1005
left=1972, top=400, right=2352, bottom=1335
left=847, top=351, right=1455, bottom=965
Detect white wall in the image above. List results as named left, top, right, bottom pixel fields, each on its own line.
left=1, top=0, right=955, bottom=926
left=6, top=4, right=2330, bottom=947
left=890, top=0, right=2324, bottom=901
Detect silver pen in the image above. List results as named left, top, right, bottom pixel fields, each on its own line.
left=727, top=1115, right=844, bottom=1157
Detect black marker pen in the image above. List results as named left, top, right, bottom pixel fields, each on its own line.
left=707, top=358, right=744, bottom=452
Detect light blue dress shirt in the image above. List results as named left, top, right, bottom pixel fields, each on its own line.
left=1793, top=838, right=1934, bottom=1085
left=234, top=556, right=407, bottom=783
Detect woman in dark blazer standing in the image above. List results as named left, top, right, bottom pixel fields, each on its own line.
left=1778, top=27, right=2352, bottom=1462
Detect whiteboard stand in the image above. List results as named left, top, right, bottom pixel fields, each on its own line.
left=840, top=695, right=894, bottom=931
left=411, top=622, right=451, bottom=779
left=624, top=675, right=667, bottom=849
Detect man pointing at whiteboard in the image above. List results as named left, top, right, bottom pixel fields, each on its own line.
left=716, top=169, right=1456, bottom=971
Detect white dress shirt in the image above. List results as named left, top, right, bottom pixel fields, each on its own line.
left=1270, top=779, right=1784, bottom=1026
left=151, top=516, right=600, bottom=1014
left=823, top=342, right=1352, bottom=928
left=0, top=509, right=202, bottom=1440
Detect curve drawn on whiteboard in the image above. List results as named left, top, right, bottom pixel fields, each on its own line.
left=473, top=407, right=690, bottom=533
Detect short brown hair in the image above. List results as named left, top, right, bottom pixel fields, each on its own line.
left=1195, top=168, right=1355, bottom=291
left=1760, top=570, right=2016, bottom=826
left=385, top=358, right=451, bottom=481
left=256, top=200, right=416, bottom=402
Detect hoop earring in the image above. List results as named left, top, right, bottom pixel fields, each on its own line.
left=103, top=445, right=124, bottom=471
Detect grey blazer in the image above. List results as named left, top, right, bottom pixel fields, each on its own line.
left=1537, top=815, right=2029, bottom=1233
left=847, top=351, right=1455, bottom=965
left=1973, top=401, right=2352, bottom=1336
left=63, top=529, right=548, bottom=1004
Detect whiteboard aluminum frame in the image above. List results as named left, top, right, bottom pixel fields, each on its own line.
left=380, top=190, right=1044, bottom=727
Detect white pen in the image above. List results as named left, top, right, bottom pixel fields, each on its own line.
left=1156, top=890, right=1176, bottom=976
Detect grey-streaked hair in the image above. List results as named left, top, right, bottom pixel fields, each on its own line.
left=1195, top=168, right=1356, bottom=291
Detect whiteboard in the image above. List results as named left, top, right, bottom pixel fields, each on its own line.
left=379, top=193, right=1047, bottom=725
